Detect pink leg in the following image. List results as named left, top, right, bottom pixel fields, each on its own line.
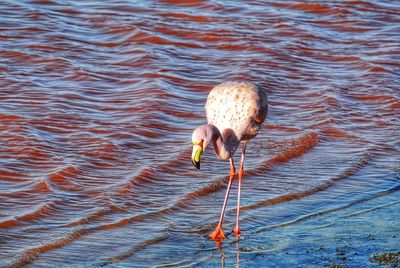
left=233, top=141, right=247, bottom=238
left=209, top=158, right=235, bottom=240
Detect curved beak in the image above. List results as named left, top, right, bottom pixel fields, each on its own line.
left=191, top=144, right=203, bottom=170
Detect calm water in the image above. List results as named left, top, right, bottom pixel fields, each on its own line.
left=1, top=0, right=399, bottom=267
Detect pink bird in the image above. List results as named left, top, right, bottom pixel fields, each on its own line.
left=191, top=81, right=268, bottom=240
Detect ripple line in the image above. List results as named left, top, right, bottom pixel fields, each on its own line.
left=174, top=132, right=319, bottom=209
left=97, top=234, right=170, bottom=266
left=0, top=200, right=60, bottom=229
left=252, top=181, right=400, bottom=235
left=7, top=133, right=319, bottom=266
left=240, top=149, right=374, bottom=212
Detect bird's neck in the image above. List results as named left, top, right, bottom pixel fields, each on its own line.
left=206, top=124, right=238, bottom=160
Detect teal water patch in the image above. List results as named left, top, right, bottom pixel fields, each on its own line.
left=200, top=184, right=400, bottom=267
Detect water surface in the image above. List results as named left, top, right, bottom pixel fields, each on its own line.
left=0, top=0, right=399, bottom=267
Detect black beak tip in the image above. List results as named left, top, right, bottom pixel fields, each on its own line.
left=192, top=160, right=200, bottom=170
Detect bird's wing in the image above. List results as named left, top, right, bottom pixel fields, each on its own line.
left=205, top=81, right=268, bottom=141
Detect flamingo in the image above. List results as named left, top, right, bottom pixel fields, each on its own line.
left=191, top=81, right=268, bottom=240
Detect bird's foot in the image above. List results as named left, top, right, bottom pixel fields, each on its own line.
left=232, top=227, right=241, bottom=236
left=232, top=227, right=242, bottom=240
left=208, top=225, right=226, bottom=240
left=238, top=169, right=244, bottom=179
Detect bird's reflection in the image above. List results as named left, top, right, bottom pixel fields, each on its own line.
left=218, top=246, right=225, bottom=268
left=235, top=240, right=240, bottom=268
left=214, top=238, right=241, bottom=268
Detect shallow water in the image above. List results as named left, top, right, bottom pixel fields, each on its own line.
left=0, top=0, right=399, bottom=267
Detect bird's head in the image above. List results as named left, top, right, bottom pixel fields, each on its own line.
left=191, top=125, right=212, bottom=170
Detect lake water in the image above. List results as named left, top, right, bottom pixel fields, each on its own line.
left=0, top=0, right=399, bottom=267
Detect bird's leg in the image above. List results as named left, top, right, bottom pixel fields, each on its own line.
left=233, top=141, right=247, bottom=238
left=208, top=158, right=235, bottom=240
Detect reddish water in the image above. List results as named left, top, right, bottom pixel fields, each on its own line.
left=1, top=1, right=399, bottom=267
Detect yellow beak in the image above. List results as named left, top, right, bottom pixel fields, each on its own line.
left=191, top=144, right=203, bottom=170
